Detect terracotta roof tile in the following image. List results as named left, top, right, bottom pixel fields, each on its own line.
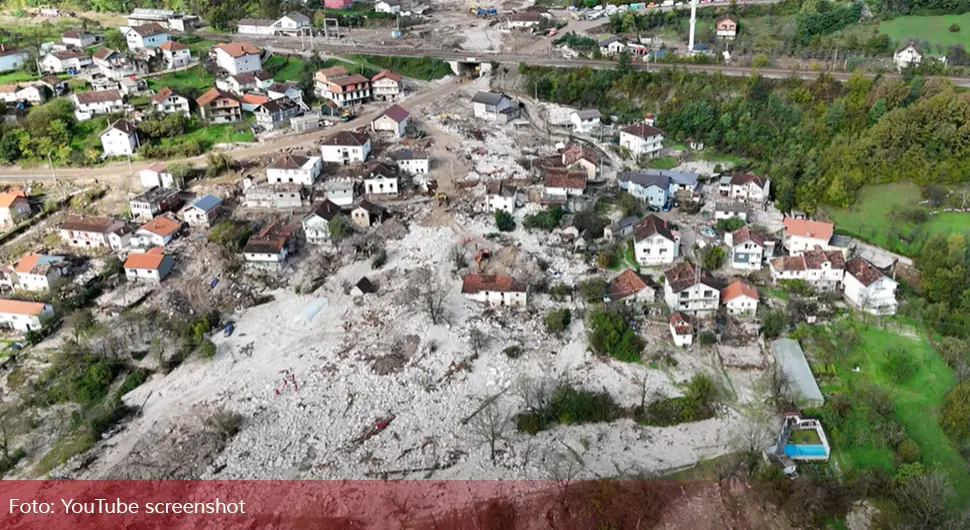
left=608, top=269, right=651, bottom=300
left=632, top=214, right=675, bottom=242
left=844, top=256, right=884, bottom=286
left=0, top=189, right=27, bottom=208
left=461, top=274, right=527, bottom=294
left=0, top=299, right=48, bottom=316
left=730, top=226, right=764, bottom=247
left=124, top=248, right=167, bottom=270
left=721, top=278, right=758, bottom=302
left=543, top=168, right=586, bottom=190
left=372, top=69, right=401, bottom=82
left=622, top=123, right=664, bottom=139
left=783, top=218, right=834, bottom=241
left=138, top=215, right=181, bottom=237
left=214, top=42, right=260, bottom=58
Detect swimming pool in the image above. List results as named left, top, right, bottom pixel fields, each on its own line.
left=784, top=444, right=829, bottom=458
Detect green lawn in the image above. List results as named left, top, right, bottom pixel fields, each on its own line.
left=176, top=35, right=219, bottom=57
left=826, top=182, right=970, bottom=256
left=145, top=66, right=214, bottom=95
left=646, top=155, right=679, bottom=170
left=69, top=116, right=111, bottom=156
left=0, top=70, right=39, bottom=85
left=879, top=15, right=970, bottom=55
left=263, top=55, right=306, bottom=81
left=160, top=117, right=255, bottom=148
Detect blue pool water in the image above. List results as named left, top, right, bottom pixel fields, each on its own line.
left=784, top=444, right=829, bottom=458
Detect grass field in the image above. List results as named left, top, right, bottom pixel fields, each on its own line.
left=160, top=118, right=255, bottom=148
left=879, top=15, right=970, bottom=55
left=145, top=66, right=215, bottom=96
left=826, top=183, right=970, bottom=256
left=0, top=71, right=39, bottom=85
left=646, top=155, right=679, bottom=170
left=263, top=55, right=306, bottom=81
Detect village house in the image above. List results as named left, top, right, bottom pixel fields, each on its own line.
left=0, top=299, right=54, bottom=332
left=0, top=253, right=69, bottom=292
left=119, top=76, right=148, bottom=97
left=267, top=81, right=305, bottom=108
left=598, top=36, right=627, bottom=56
left=666, top=170, right=700, bottom=198
left=124, top=247, right=175, bottom=283
left=633, top=214, right=679, bottom=266
left=726, top=226, right=765, bottom=270
left=273, top=12, right=312, bottom=35
left=375, top=0, right=402, bottom=13
left=663, top=261, right=720, bottom=317
left=769, top=247, right=845, bottom=292
left=715, top=15, right=738, bottom=39
left=607, top=269, right=655, bottom=305
left=127, top=8, right=201, bottom=31
left=158, top=40, right=191, bottom=68
left=239, top=93, right=270, bottom=113
left=135, top=215, right=181, bottom=247
left=244, top=183, right=309, bottom=209
left=618, top=171, right=669, bottom=209
left=320, top=131, right=371, bottom=164
left=125, top=23, right=169, bottom=50
left=212, top=42, right=262, bottom=75
left=73, top=89, right=124, bottom=121
left=92, top=47, right=142, bottom=79
left=243, top=224, right=297, bottom=270
left=842, top=256, right=898, bottom=315
left=236, top=18, right=275, bottom=35
left=371, top=69, right=402, bottom=100
left=362, top=163, right=399, bottom=196
left=267, top=154, right=322, bottom=186
left=371, top=104, right=409, bottom=138
left=38, top=75, right=66, bottom=96
left=562, top=144, right=598, bottom=180
left=351, top=200, right=387, bottom=228
left=254, top=96, right=301, bottom=130
left=218, top=71, right=274, bottom=95
left=391, top=149, right=429, bottom=176
left=59, top=216, right=131, bottom=250
left=543, top=168, right=586, bottom=198
left=129, top=187, right=181, bottom=222
left=62, top=30, right=97, bottom=48
left=196, top=88, right=242, bottom=123
left=783, top=218, right=835, bottom=255
left=320, top=73, right=372, bottom=108
left=508, top=11, right=542, bottom=29
left=619, top=123, right=664, bottom=158
left=669, top=311, right=694, bottom=347
left=729, top=172, right=770, bottom=202
left=485, top=181, right=520, bottom=213
left=181, top=194, right=222, bottom=227
left=41, top=49, right=91, bottom=73
left=0, top=190, right=30, bottom=226
left=893, top=42, right=921, bottom=71
left=325, top=179, right=359, bottom=206
left=471, top=91, right=518, bottom=123
left=324, top=0, right=353, bottom=8
left=604, top=215, right=639, bottom=241
left=302, top=200, right=344, bottom=245
left=461, top=274, right=528, bottom=307
left=313, top=65, right=350, bottom=96
left=721, top=278, right=758, bottom=316
left=715, top=202, right=747, bottom=221
left=0, top=45, right=28, bottom=72
left=570, top=109, right=602, bottom=133
left=140, top=163, right=175, bottom=190
left=99, top=119, right=139, bottom=157
left=151, top=87, right=190, bottom=116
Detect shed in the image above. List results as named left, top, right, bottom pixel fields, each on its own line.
left=771, top=339, right=824, bottom=408
left=351, top=276, right=377, bottom=296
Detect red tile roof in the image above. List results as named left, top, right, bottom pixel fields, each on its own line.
left=214, top=42, right=260, bottom=58
left=0, top=189, right=27, bottom=208
left=138, top=215, right=180, bottom=238
left=372, top=69, right=401, bottom=82
left=730, top=172, right=768, bottom=188
left=721, top=278, right=758, bottom=302
left=608, top=269, right=651, bottom=300
left=543, top=168, right=586, bottom=190
left=730, top=226, right=764, bottom=247
left=0, top=299, right=48, bottom=316
left=622, top=123, right=664, bottom=139
left=461, top=274, right=527, bottom=294
left=632, top=214, right=675, bottom=242
left=844, top=256, right=884, bottom=286
left=124, top=248, right=167, bottom=270
left=783, top=218, right=834, bottom=241
left=379, top=104, right=409, bottom=123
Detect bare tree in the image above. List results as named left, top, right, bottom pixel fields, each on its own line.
left=468, top=327, right=488, bottom=356
left=543, top=446, right=583, bottom=508
left=450, top=244, right=467, bottom=272
left=515, top=375, right=554, bottom=414
left=417, top=269, right=449, bottom=325
left=471, top=401, right=510, bottom=464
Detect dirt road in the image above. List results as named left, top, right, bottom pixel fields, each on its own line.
left=0, top=78, right=464, bottom=186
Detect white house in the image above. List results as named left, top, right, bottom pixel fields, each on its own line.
left=236, top=19, right=276, bottom=35
left=562, top=144, right=598, bottom=180
left=182, top=194, right=222, bottom=228
left=266, top=81, right=305, bottom=108
left=363, top=163, right=399, bottom=196
left=783, top=218, right=835, bottom=255
left=669, top=311, right=694, bottom=347
left=715, top=202, right=748, bottom=221
left=618, top=171, right=670, bottom=209
left=267, top=154, right=322, bottom=186
left=599, top=36, right=627, bottom=56
left=100, top=119, right=139, bottom=157
left=543, top=168, right=586, bottom=198
left=721, top=278, right=758, bottom=317
left=461, top=274, right=528, bottom=307
left=715, top=15, right=738, bottom=39
left=484, top=181, right=520, bottom=213
left=0, top=299, right=54, bottom=332
left=62, top=30, right=97, bottom=48
left=253, top=96, right=301, bottom=130
left=727, top=226, right=764, bottom=270
left=273, top=12, right=312, bottom=35
left=73, top=89, right=124, bottom=121
left=158, top=40, right=191, bottom=68
left=124, top=248, right=175, bottom=283
left=620, top=123, right=664, bottom=158
left=324, top=179, right=358, bottom=207
left=663, top=261, right=720, bottom=317
left=391, top=149, right=429, bottom=176
left=41, top=49, right=92, bottom=73
left=135, top=215, right=181, bottom=247
left=318, top=73, right=371, bottom=108
left=302, top=200, right=343, bottom=245
left=125, top=23, right=169, bottom=50
left=375, top=0, right=402, bottom=14
left=151, top=87, right=190, bottom=116
left=0, top=191, right=30, bottom=226
left=0, top=253, right=69, bottom=292
left=59, top=216, right=131, bottom=250
left=729, top=172, right=770, bottom=202
left=471, top=91, right=516, bottom=122
left=632, top=214, right=679, bottom=266
left=607, top=269, right=655, bottom=305
left=842, top=257, right=898, bottom=315
left=0, top=45, right=29, bottom=72
left=242, top=224, right=296, bottom=271
left=212, top=42, right=262, bottom=75
left=0, top=84, right=46, bottom=104
left=570, top=109, right=601, bottom=133
left=372, top=69, right=402, bottom=100
left=769, top=247, right=845, bottom=292
left=371, top=104, right=409, bottom=138
left=140, top=163, right=175, bottom=190
left=893, top=42, right=922, bottom=71
left=320, top=131, right=371, bottom=164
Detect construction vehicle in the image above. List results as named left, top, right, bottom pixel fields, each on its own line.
left=435, top=192, right=449, bottom=206
left=474, top=249, right=491, bottom=267
left=470, top=6, right=497, bottom=16
left=340, top=108, right=355, bottom=122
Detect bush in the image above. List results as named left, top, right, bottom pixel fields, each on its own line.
left=578, top=278, right=608, bottom=303
left=940, top=378, right=970, bottom=444
left=761, top=308, right=787, bottom=339
left=882, top=346, right=919, bottom=384
left=515, top=412, right=541, bottom=434
left=503, top=345, right=524, bottom=359
left=698, top=331, right=716, bottom=345
left=640, top=374, right=719, bottom=426
left=545, top=309, right=571, bottom=335
left=372, top=249, right=387, bottom=269
left=523, top=206, right=564, bottom=231
left=596, top=252, right=613, bottom=268
left=545, top=385, right=621, bottom=426
left=118, top=369, right=147, bottom=396
left=494, top=209, right=515, bottom=232
left=715, top=217, right=746, bottom=232
left=701, top=246, right=725, bottom=270
left=949, top=23, right=960, bottom=32
left=199, top=339, right=217, bottom=359
left=549, top=283, right=572, bottom=301
left=587, top=309, right=644, bottom=363
left=896, top=438, right=921, bottom=464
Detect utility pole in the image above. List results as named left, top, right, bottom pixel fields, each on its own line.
left=47, top=151, right=56, bottom=184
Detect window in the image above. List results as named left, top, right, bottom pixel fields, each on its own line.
left=704, top=290, right=713, bottom=298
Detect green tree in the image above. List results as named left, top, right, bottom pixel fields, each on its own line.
left=493, top=209, right=515, bottom=232
left=587, top=309, right=644, bottom=363
left=545, top=309, right=571, bottom=335
left=616, top=51, right=632, bottom=76
left=328, top=215, right=354, bottom=242
left=701, top=246, right=725, bottom=270
left=940, top=378, right=970, bottom=444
